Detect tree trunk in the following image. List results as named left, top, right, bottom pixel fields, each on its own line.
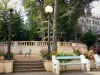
left=52, top=0, right=58, bottom=51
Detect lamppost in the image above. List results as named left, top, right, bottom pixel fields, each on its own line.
left=7, top=2, right=15, bottom=59
left=37, top=0, right=44, bottom=5
left=37, top=0, right=44, bottom=13
left=45, top=6, right=53, bottom=55
left=37, top=0, right=45, bottom=41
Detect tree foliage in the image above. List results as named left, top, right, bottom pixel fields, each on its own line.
left=57, top=16, right=75, bottom=41
left=57, top=0, right=96, bottom=41
left=0, top=0, right=29, bottom=41
left=81, top=30, right=97, bottom=48
left=0, top=0, right=96, bottom=41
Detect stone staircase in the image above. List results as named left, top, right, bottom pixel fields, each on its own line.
left=13, top=61, right=46, bottom=72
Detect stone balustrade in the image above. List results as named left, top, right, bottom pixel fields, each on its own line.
left=0, top=41, right=87, bottom=54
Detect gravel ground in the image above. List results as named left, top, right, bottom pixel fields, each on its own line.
left=0, top=71, right=100, bottom=75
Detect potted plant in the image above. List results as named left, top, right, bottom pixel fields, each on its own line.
left=83, top=50, right=95, bottom=69
left=40, top=49, right=56, bottom=71
left=3, top=52, right=14, bottom=73
left=0, top=50, right=4, bottom=60
left=0, top=50, right=4, bottom=73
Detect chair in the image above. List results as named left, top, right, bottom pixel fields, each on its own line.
left=25, top=49, right=32, bottom=58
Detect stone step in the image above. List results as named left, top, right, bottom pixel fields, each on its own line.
left=14, top=68, right=46, bottom=72
left=14, top=65, right=44, bottom=69
left=14, top=63, right=44, bottom=66
left=13, top=60, right=45, bottom=72
left=14, top=60, right=43, bottom=63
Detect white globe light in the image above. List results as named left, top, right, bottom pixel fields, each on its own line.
left=45, top=6, right=53, bottom=13
left=7, top=2, right=15, bottom=10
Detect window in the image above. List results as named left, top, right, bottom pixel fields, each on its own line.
left=86, top=19, right=88, bottom=23
left=95, top=21, right=98, bottom=25
left=90, top=26, right=91, bottom=30
left=89, top=20, right=91, bottom=23
left=86, top=19, right=91, bottom=23
left=97, top=21, right=99, bottom=25
left=99, top=27, right=100, bottom=31
left=93, top=20, right=95, bottom=24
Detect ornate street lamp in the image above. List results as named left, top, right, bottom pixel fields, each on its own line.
left=37, top=0, right=45, bottom=41
left=45, top=6, right=53, bottom=55
left=7, top=2, right=15, bottom=59
left=36, top=0, right=44, bottom=12
left=37, top=0, right=44, bottom=5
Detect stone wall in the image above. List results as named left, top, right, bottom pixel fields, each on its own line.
left=0, top=41, right=87, bottom=54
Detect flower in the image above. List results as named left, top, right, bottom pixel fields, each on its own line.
left=40, top=49, right=56, bottom=60
left=83, top=50, right=95, bottom=60
left=4, top=52, right=14, bottom=60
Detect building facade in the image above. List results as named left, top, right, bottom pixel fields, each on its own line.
left=78, top=16, right=100, bottom=34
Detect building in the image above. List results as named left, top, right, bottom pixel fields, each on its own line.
left=78, top=16, right=100, bottom=35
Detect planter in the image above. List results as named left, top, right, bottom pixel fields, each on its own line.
left=90, top=60, right=96, bottom=69
left=0, top=56, right=4, bottom=60
left=4, top=60, right=14, bottom=73
left=44, top=60, right=53, bottom=71
left=0, top=61, right=4, bottom=73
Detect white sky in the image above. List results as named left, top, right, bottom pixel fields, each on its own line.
left=9, top=0, right=27, bottom=21
left=91, top=0, right=100, bottom=17
left=10, top=0, right=100, bottom=19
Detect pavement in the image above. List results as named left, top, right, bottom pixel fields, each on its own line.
left=14, top=55, right=43, bottom=61
left=0, top=71, right=100, bottom=75
left=1, top=55, right=99, bottom=75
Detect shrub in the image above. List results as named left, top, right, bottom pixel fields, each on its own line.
left=0, top=50, right=4, bottom=56
left=89, top=45, right=100, bottom=55
left=4, top=52, right=14, bottom=60
left=83, top=50, right=95, bottom=60
left=73, top=49, right=81, bottom=56
left=55, top=52, right=74, bottom=56
left=55, top=52, right=74, bottom=62
left=40, top=49, right=56, bottom=60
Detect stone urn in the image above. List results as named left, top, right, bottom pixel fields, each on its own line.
left=4, top=60, right=14, bottom=73
left=0, top=56, right=4, bottom=60
left=0, top=60, right=4, bottom=73
left=44, top=60, right=53, bottom=71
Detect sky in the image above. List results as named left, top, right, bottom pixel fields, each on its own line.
left=9, top=0, right=100, bottom=18
left=9, top=0, right=27, bottom=21
left=91, top=0, right=100, bottom=17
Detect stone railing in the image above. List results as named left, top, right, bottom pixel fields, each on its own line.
left=0, top=41, right=87, bottom=54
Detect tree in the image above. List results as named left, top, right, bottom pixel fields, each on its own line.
left=57, top=16, right=75, bottom=41
left=22, top=0, right=96, bottom=42
left=11, top=12, right=27, bottom=41
left=23, top=0, right=43, bottom=40
left=0, top=0, right=9, bottom=41
left=0, top=0, right=28, bottom=41
left=81, top=30, right=97, bottom=49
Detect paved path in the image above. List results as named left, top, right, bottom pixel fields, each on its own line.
left=1, top=71, right=100, bottom=75
left=3, top=55, right=99, bottom=75
left=14, top=55, right=43, bottom=61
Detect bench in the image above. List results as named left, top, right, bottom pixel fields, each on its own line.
left=94, top=54, right=100, bottom=69
left=52, top=55, right=90, bottom=74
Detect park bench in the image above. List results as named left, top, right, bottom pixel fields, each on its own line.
left=52, top=55, right=90, bottom=74
left=94, top=54, right=100, bottom=69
